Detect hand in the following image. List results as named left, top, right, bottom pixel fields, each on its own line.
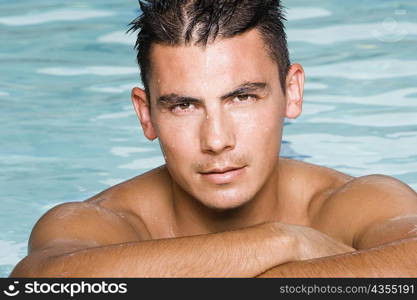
left=296, top=225, right=356, bottom=260
left=279, top=223, right=356, bottom=261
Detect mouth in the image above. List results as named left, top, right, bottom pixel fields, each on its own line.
left=199, top=166, right=247, bottom=185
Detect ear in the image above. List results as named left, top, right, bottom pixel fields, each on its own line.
left=284, top=63, right=304, bottom=119
left=131, top=87, right=158, bottom=140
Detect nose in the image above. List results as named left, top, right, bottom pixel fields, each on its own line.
left=200, top=110, right=235, bottom=155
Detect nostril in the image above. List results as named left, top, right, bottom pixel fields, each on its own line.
left=200, top=113, right=235, bottom=154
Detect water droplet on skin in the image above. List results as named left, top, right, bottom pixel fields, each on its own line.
left=408, top=225, right=417, bottom=235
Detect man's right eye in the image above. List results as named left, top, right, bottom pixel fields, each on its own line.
left=170, top=102, right=195, bottom=113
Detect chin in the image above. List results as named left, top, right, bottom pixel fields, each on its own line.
left=197, top=188, right=255, bottom=211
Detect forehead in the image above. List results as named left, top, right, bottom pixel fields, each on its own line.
left=148, top=29, right=280, bottom=98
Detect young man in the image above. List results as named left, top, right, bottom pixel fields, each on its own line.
left=11, top=0, right=417, bottom=277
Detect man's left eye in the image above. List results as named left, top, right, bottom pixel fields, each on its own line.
left=234, top=94, right=257, bottom=103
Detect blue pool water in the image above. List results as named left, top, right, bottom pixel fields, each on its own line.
left=1, top=0, right=416, bottom=277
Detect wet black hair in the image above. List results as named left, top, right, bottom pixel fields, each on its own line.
left=128, top=0, right=291, bottom=98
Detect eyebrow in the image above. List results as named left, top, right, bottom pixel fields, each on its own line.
left=157, top=94, right=202, bottom=107
left=156, top=81, right=269, bottom=106
left=220, top=81, right=268, bottom=100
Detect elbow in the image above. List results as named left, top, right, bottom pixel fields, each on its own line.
left=9, top=255, right=58, bottom=278
left=9, top=256, right=37, bottom=278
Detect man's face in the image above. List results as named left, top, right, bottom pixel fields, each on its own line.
left=140, top=30, right=293, bottom=210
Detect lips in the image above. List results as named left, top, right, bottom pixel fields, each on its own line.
left=199, top=166, right=246, bottom=184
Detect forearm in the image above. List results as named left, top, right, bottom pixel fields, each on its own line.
left=257, top=237, right=417, bottom=278
left=12, top=222, right=294, bottom=278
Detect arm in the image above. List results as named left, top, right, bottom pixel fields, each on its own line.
left=10, top=202, right=299, bottom=278
left=258, top=238, right=417, bottom=278
left=258, top=175, right=417, bottom=277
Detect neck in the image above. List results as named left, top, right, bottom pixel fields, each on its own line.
left=170, top=162, right=282, bottom=237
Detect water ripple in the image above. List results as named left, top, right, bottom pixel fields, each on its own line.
left=98, top=31, right=136, bottom=45
left=308, top=112, right=417, bottom=127
left=110, top=146, right=154, bottom=158
left=37, top=66, right=137, bottom=76
left=288, top=22, right=417, bottom=44
left=287, top=8, right=332, bottom=21
left=307, top=88, right=417, bottom=107
left=286, top=133, right=417, bottom=177
left=0, top=240, right=26, bottom=266
left=0, top=9, right=114, bottom=26
left=306, top=59, right=417, bottom=80
left=118, top=156, right=165, bottom=170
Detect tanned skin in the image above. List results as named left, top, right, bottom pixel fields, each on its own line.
left=11, top=29, right=417, bottom=278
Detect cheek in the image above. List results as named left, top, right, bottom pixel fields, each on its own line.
left=233, top=105, right=283, bottom=150
left=156, top=118, right=200, bottom=162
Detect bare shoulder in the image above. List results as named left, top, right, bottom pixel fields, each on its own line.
left=278, top=158, right=417, bottom=249
left=278, top=157, right=353, bottom=185
left=278, top=157, right=353, bottom=209
left=9, top=200, right=144, bottom=276
left=28, top=201, right=143, bottom=254
left=31, top=166, right=172, bottom=253
left=11, top=167, right=170, bottom=277
left=84, top=165, right=173, bottom=236
left=311, top=172, right=417, bottom=248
